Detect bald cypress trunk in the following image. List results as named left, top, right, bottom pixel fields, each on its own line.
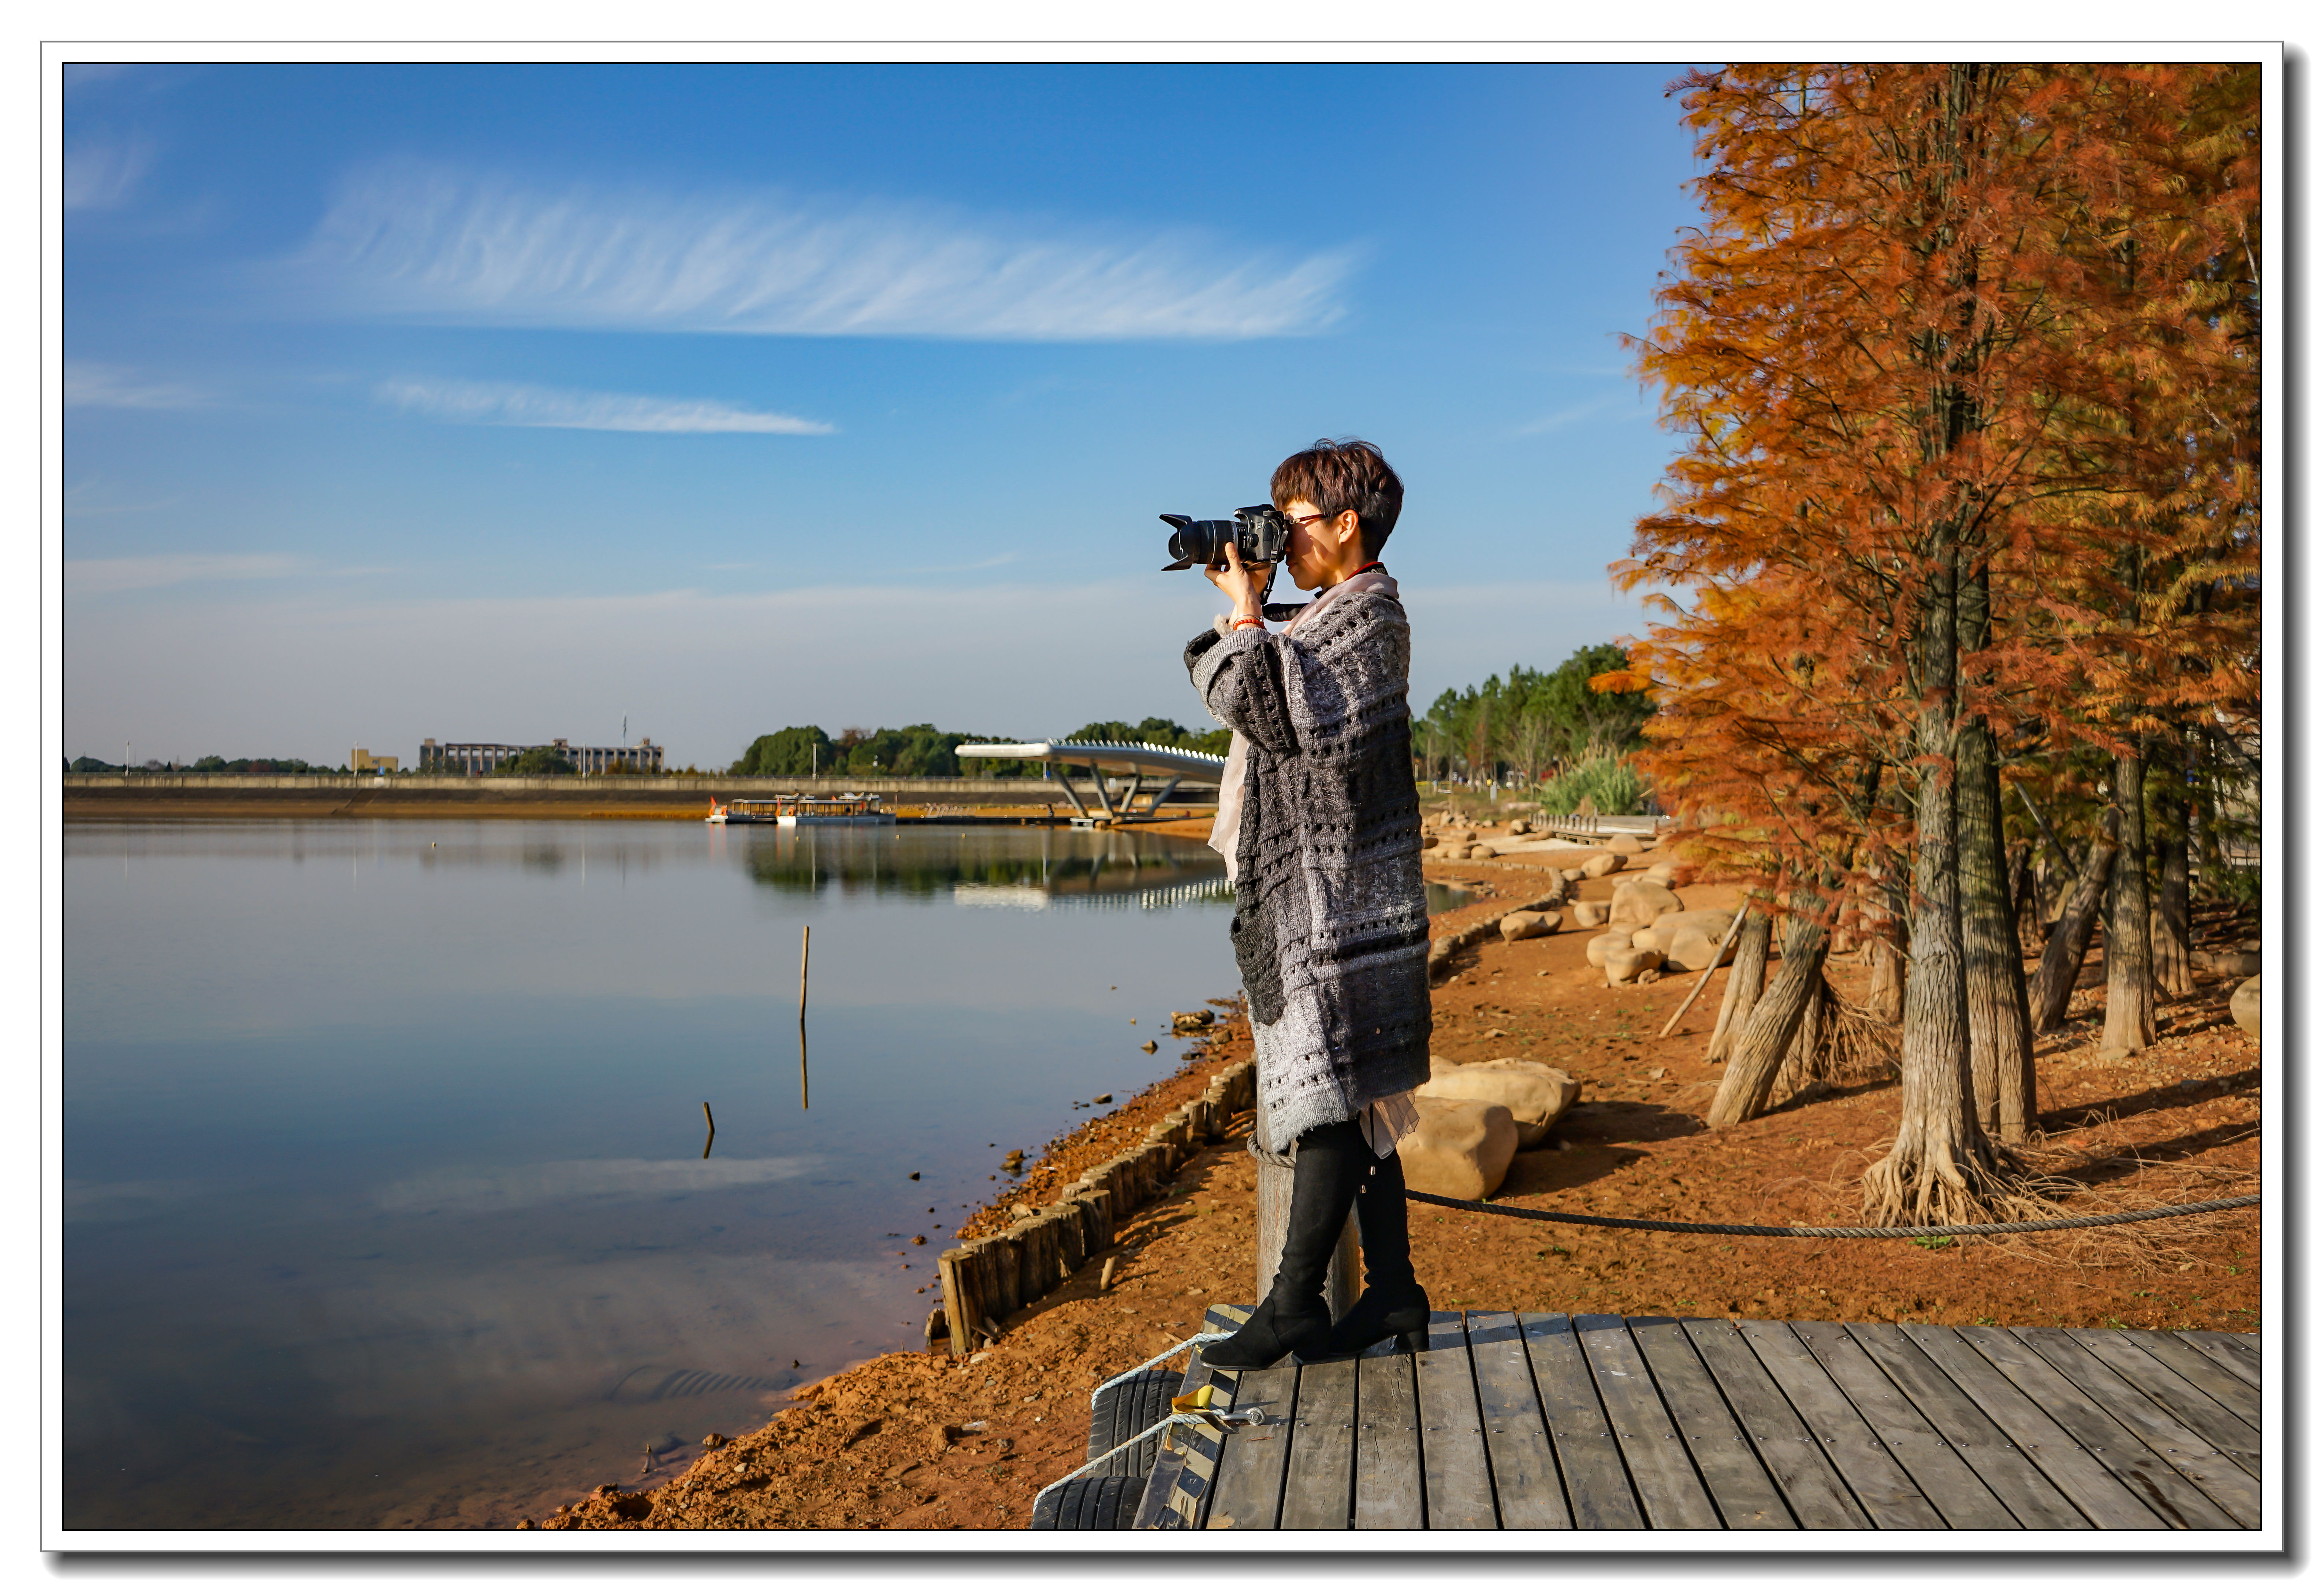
left=1705, top=912, right=1832, bottom=1127
left=1705, top=909, right=1771, bottom=1063
left=1863, top=856, right=1906, bottom=1024
left=2100, top=744, right=2157, bottom=1054
left=2152, top=740, right=2194, bottom=997
left=2030, top=813, right=2120, bottom=1031
left=1864, top=509, right=2001, bottom=1224
left=1957, top=558, right=2037, bottom=1142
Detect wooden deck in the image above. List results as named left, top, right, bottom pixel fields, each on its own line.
left=1133, top=1305, right=2262, bottom=1531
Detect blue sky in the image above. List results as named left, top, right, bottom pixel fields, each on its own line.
left=62, top=62, right=1709, bottom=768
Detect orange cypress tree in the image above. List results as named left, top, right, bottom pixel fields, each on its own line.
left=1619, top=63, right=2258, bottom=1220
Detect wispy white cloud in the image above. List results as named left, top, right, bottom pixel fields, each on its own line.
left=63, top=136, right=153, bottom=209
left=376, top=378, right=833, bottom=435
left=1515, top=391, right=1645, bottom=435
left=65, top=553, right=302, bottom=595
left=64, top=360, right=212, bottom=411
left=288, top=160, right=1355, bottom=341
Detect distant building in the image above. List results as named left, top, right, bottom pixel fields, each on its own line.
left=351, top=748, right=401, bottom=773
left=418, top=737, right=665, bottom=775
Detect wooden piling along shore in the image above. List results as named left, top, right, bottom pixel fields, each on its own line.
left=936, top=1057, right=1258, bottom=1357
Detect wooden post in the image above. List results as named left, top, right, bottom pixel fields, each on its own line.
left=1251, top=1092, right=1359, bottom=1317
left=939, top=1248, right=979, bottom=1356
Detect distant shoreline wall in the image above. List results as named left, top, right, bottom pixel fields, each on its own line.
left=61, top=773, right=1219, bottom=821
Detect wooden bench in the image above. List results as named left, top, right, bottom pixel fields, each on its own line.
left=1133, top=1306, right=2261, bottom=1531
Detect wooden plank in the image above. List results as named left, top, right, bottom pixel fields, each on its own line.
left=1844, top=1323, right=2088, bottom=1530
left=1734, top=1320, right=1941, bottom=1530
left=1353, top=1343, right=1424, bottom=1530
left=1414, top=1312, right=1497, bottom=1528
left=1574, top=1314, right=1719, bottom=1529
left=1132, top=1339, right=1229, bottom=1531
left=1203, top=1363, right=1297, bottom=1530
left=2062, top=1328, right=2261, bottom=1478
left=1685, top=1319, right=1868, bottom=1529
left=1788, top=1319, right=2016, bottom=1529
left=1520, top=1313, right=1641, bottom=1529
left=1954, top=1326, right=2238, bottom=1532
left=2132, top=1332, right=2263, bottom=1429
left=2178, top=1329, right=2262, bottom=1387
left=1278, top=1356, right=1356, bottom=1529
left=1630, top=1318, right=1792, bottom=1528
left=1166, top=1303, right=1252, bottom=1530
left=2007, top=1327, right=2261, bottom=1528
left=1897, top=1324, right=2164, bottom=1530
left=1464, top=1311, right=1570, bottom=1529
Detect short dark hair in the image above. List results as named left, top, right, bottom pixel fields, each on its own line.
left=1271, top=438, right=1404, bottom=559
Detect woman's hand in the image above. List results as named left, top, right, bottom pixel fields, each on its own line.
left=1202, top=540, right=1270, bottom=626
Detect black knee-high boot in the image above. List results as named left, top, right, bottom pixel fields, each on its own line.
left=1204, top=1119, right=1367, bottom=1371
left=1322, top=1143, right=1431, bottom=1358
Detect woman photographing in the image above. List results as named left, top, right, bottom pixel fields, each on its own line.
left=1184, top=437, right=1433, bottom=1368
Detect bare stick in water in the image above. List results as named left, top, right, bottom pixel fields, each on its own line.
left=799, top=924, right=811, bottom=1020
left=701, top=1101, right=715, bottom=1159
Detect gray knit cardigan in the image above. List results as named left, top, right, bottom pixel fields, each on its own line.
left=1185, top=588, right=1432, bottom=1151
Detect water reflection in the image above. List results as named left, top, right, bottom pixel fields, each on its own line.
left=724, top=824, right=1229, bottom=905
left=62, top=819, right=1236, bottom=1530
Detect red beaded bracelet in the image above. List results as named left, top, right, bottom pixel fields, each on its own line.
left=1232, top=616, right=1264, bottom=630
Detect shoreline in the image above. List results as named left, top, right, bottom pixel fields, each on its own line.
left=520, top=831, right=2259, bottom=1531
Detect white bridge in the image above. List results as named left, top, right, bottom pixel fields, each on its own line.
left=954, top=740, right=1227, bottom=824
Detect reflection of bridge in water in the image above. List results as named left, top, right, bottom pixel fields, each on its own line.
left=720, top=821, right=1227, bottom=906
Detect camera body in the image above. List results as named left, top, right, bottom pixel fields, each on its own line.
left=1159, top=505, right=1291, bottom=572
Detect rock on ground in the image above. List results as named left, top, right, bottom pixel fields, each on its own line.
left=1608, top=879, right=1684, bottom=928
left=2230, top=975, right=2261, bottom=1037
left=1400, top=1094, right=1519, bottom=1200
left=1569, top=900, right=1605, bottom=930
left=1586, top=930, right=1632, bottom=969
left=1580, top=853, right=1625, bottom=879
left=1605, top=944, right=1663, bottom=985
left=1418, top=1055, right=1580, bottom=1148
left=1606, top=832, right=1643, bottom=855
left=1499, top=910, right=1559, bottom=942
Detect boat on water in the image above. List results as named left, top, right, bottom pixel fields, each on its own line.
left=705, top=793, right=895, bottom=827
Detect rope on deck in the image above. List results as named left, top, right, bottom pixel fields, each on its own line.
left=1247, top=1137, right=2259, bottom=1237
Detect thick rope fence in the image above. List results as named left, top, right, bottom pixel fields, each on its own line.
left=1247, top=1137, right=2259, bottom=1239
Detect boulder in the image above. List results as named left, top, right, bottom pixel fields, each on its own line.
left=1419, top=1056, right=1581, bottom=1148
left=1580, top=852, right=1625, bottom=879
left=1446, top=828, right=1477, bottom=844
left=1661, top=913, right=1742, bottom=972
left=1398, top=1095, right=1519, bottom=1200
left=1631, top=926, right=1663, bottom=951
left=1499, top=909, right=1560, bottom=942
left=1468, top=843, right=1498, bottom=859
left=1569, top=899, right=1605, bottom=929
left=1586, top=929, right=1632, bottom=968
left=1606, top=832, right=1643, bottom=855
left=2230, top=975, right=2261, bottom=1038
left=1638, top=865, right=1676, bottom=888
left=1605, top=944, right=1664, bottom=985
left=1608, top=879, right=1684, bottom=928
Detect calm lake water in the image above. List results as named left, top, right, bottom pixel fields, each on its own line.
left=62, top=819, right=1259, bottom=1530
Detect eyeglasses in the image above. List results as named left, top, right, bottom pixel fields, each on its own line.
left=1285, top=511, right=1331, bottom=530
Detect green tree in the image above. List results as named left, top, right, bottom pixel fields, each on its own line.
left=732, top=726, right=835, bottom=777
